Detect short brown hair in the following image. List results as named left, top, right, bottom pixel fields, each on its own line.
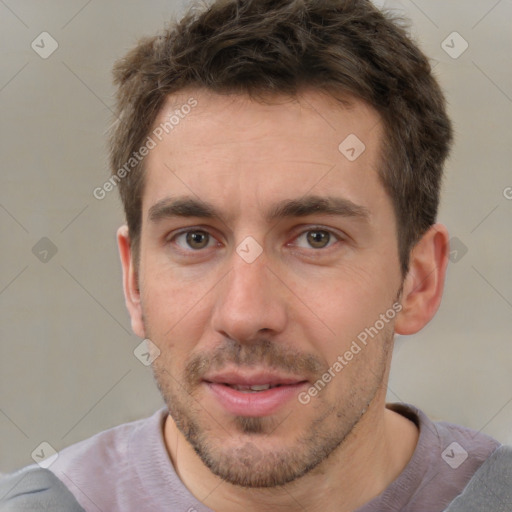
left=108, top=0, right=452, bottom=274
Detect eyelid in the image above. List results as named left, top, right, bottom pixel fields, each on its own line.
left=165, top=224, right=347, bottom=254
left=288, top=225, right=346, bottom=249
left=167, top=226, right=222, bottom=252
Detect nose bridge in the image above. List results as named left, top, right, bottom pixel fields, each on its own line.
left=231, top=251, right=264, bottom=290
left=211, top=248, right=287, bottom=341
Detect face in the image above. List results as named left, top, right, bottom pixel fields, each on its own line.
left=127, top=89, right=405, bottom=487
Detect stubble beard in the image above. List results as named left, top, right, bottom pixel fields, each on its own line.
left=150, top=330, right=393, bottom=488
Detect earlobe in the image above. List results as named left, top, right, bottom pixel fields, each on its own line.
left=394, top=224, right=449, bottom=335
left=117, top=225, right=146, bottom=338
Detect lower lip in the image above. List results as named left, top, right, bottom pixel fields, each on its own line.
left=205, top=382, right=307, bottom=417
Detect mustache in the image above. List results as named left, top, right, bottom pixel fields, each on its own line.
left=184, top=338, right=325, bottom=385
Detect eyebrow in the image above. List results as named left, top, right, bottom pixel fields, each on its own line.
left=267, top=195, right=369, bottom=222
left=147, top=195, right=370, bottom=224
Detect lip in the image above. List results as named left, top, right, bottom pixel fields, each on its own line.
left=204, top=370, right=306, bottom=387
left=203, top=370, right=308, bottom=417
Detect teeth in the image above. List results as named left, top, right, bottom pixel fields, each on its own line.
left=229, top=384, right=277, bottom=392
left=249, top=384, right=271, bottom=391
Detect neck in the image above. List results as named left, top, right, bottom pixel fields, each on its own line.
left=163, top=400, right=418, bottom=512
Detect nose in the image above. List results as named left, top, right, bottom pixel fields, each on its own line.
left=211, top=248, right=288, bottom=344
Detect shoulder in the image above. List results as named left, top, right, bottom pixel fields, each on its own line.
left=384, top=402, right=503, bottom=510
left=0, top=408, right=169, bottom=512
left=390, top=402, right=500, bottom=463
left=51, top=409, right=165, bottom=473
left=0, top=466, right=84, bottom=511
left=444, top=445, right=512, bottom=511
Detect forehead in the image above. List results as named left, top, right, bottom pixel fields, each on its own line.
left=152, top=88, right=381, bottom=148
left=142, top=88, right=388, bottom=224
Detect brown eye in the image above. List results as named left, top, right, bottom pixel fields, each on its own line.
left=185, top=230, right=210, bottom=249
left=306, top=230, right=331, bottom=249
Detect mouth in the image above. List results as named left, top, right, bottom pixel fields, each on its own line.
left=202, top=371, right=308, bottom=416
left=218, top=383, right=285, bottom=392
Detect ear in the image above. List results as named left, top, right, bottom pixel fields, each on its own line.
left=117, top=225, right=146, bottom=338
left=394, top=223, right=449, bottom=335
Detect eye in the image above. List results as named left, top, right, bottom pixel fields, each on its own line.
left=294, top=228, right=338, bottom=249
left=173, top=229, right=216, bottom=250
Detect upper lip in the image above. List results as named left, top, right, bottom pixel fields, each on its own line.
left=203, top=370, right=308, bottom=386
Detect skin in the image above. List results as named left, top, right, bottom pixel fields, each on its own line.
left=118, top=88, right=449, bottom=512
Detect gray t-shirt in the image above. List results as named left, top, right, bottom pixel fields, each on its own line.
left=0, top=404, right=500, bottom=511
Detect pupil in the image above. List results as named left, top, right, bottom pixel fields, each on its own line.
left=187, top=231, right=208, bottom=249
left=308, top=230, right=329, bottom=248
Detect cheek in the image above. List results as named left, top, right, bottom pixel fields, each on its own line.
left=139, top=268, right=214, bottom=357
left=140, top=245, right=218, bottom=313
left=293, top=268, right=398, bottom=359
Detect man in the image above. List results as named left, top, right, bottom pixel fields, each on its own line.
left=1, top=0, right=511, bottom=510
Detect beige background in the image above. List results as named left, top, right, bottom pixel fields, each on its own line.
left=1, top=0, right=511, bottom=473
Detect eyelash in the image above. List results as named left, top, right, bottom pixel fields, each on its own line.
left=289, top=227, right=341, bottom=250
left=167, top=226, right=344, bottom=254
